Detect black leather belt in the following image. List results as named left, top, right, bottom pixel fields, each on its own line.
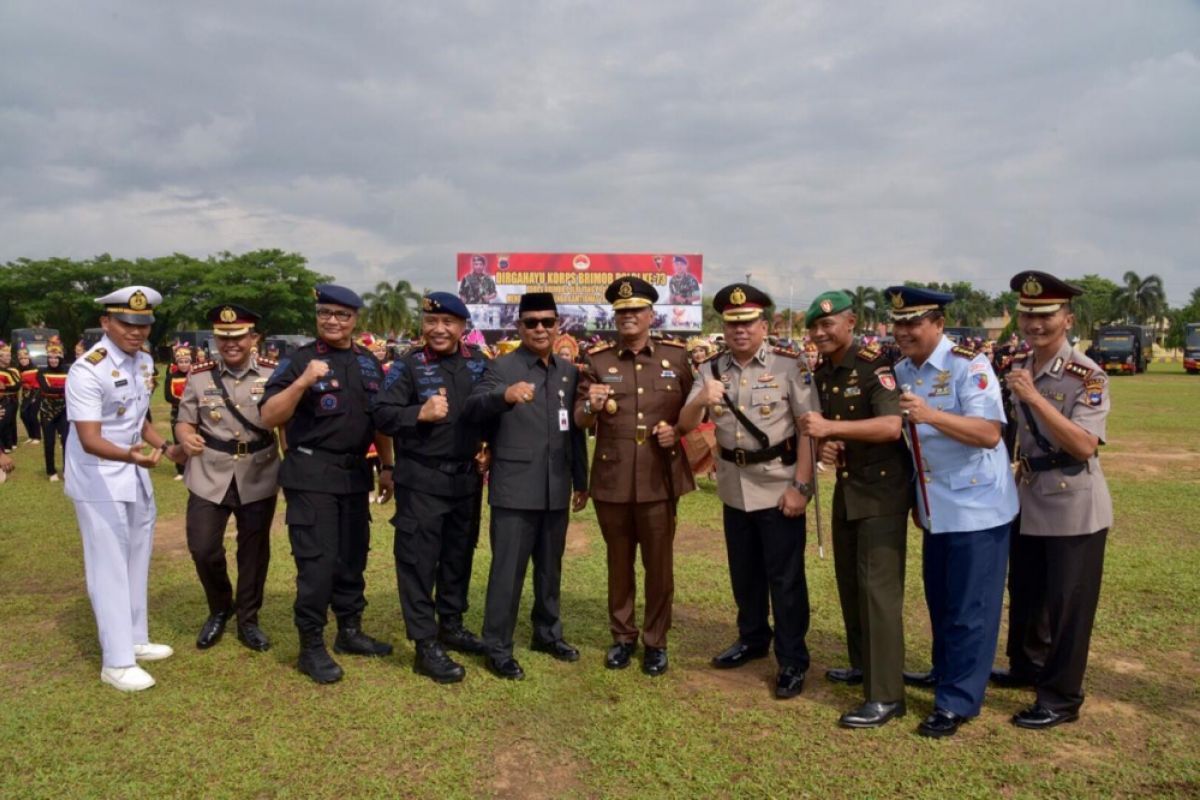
left=202, top=431, right=274, bottom=457
left=720, top=438, right=797, bottom=468
left=400, top=451, right=476, bottom=475
left=1019, top=452, right=1087, bottom=473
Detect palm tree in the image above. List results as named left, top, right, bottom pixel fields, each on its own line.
left=1111, top=271, right=1165, bottom=324
left=844, top=286, right=883, bottom=332
left=361, top=279, right=422, bottom=337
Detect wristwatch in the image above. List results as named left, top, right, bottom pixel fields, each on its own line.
left=159, top=442, right=170, bottom=455
left=790, top=479, right=814, bottom=498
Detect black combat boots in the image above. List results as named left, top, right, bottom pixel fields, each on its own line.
left=334, top=616, right=394, bottom=656
left=297, top=630, right=344, bottom=684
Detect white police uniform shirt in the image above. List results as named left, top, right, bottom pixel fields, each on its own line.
left=894, top=336, right=1018, bottom=534
left=65, top=335, right=156, bottom=502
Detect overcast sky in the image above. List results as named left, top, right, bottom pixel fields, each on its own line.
left=2, top=1, right=1197, bottom=308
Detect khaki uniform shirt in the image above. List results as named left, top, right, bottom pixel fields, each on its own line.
left=178, top=356, right=280, bottom=505
left=812, top=342, right=913, bottom=520
left=686, top=344, right=817, bottom=512
left=576, top=337, right=696, bottom=504
left=1012, top=341, right=1113, bottom=536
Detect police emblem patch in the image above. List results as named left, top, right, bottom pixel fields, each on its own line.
left=879, top=374, right=896, bottom=391
left=219, top=306, right=237, bottom=323
left=618, top=281, right=633, bottom=299
left=974, top=373, right=988, bottom=390
left=730, top=287, right=746, bottom=306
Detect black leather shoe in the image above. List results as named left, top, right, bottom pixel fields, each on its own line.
left=236, top=623, right=271, bottom=652
left=839, top=701, right=906, bottom=728
left=990, top=668, right=1036, bottom=689
left=196, top=610, right=230, bottom=649
left=487, top=657, right=526, bottom=680
left=642, top=647, right=668, bottom=677
left=1012, top=703, right=1079, bottom=730
left=711, top=640, right=770, bottom=670
left=334, top=626, right=393, bottom=657
left=297, top=631, right=343, bottom=684
left=414, top=640, right=466, bottom=684
left=438, top=621, right=486, bottom=654
left=917, top=708, right=967, bottom=738
left=530, top=638, right=580, bottom=662
left=903, top=669, right=938, bottom=688
left=825, top=667, right=864, bottom=685
left=605, top=642, right=636, bottom=670
left=774, top=666, right=806, bottom=699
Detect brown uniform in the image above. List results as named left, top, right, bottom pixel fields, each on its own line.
left=177, top=355, right=279, bottom=625
left=576, top=337, right=696, bottom=648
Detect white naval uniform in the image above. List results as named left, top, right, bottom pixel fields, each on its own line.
left=65, top=335, right=158, bottom=669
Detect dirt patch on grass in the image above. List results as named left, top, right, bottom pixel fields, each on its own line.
left=675, top=523, right=726, bottom=558
left=154, top=514, right=190, bottom=558
left=484, top=733, right=586, bottom=799
left=1103, top=450, right=1200, bottom=480
left=565, top=522, right=590, bottom=556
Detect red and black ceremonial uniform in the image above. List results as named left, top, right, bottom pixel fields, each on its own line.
left=37, top=361, right=70, bottom=476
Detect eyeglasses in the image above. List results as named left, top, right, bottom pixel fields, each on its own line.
left=520, top=317, right=558, bottom=329
left=316, top=308, right=354, bottom=322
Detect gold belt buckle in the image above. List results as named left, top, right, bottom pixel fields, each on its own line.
left=734, top=448, right=747, bottom=467
left=235, top=441, right=249, bottom=458
left=635, top=425, right=647, bottom=445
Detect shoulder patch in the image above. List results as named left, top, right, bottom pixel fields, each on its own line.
left=85, top=348, right=106, bottom=365
left=857, top=343, right=882, bottom=362
left=951, top=345, right=976, bottom=359
left=1065, top=362, right=1092, bottom=381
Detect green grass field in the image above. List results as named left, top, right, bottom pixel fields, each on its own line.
left=1, top=364, right=1197, bottom=799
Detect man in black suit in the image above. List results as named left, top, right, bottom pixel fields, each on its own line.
left=464, top=292, right=589, bottom=679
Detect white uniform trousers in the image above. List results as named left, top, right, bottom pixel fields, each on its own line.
left=73, top=479, right=157, bottom=668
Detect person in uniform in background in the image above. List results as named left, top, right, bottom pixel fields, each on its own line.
left=0, top=342, right=19, bottom=452
left=463, top=292, right=589, bottom=680
left=165, top=342, right=193, bottom=479
left=799, top=290, right=912, bottom=728
left=176, top=305, right=280, bottom=653
left=993, top=272, right=1113, bottom=730
left=667, top=255, right=701, bottom=305
left=65, top=286, right=187, bottom=691
left=372, top=292, right=491, bottom=684
left=459, top=254, right=498, bottom=304
left=887, top=286, right=1018, bottom=738
left=678, top=284, right=817, bottom=698
left=260, top=284, right=395, bottom=684
left=37, top=336, right=70, bottom=481
left=17, top=344, right=41, bottom=444
left=575, top=276, right=695, bottom=676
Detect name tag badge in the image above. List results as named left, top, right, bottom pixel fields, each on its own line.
left=559, top=408, right=570, bottom=432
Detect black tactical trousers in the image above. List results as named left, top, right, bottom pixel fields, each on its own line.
left=393, top=489, right=478, bottom=642
left=284, top=488, right=371, bottom=634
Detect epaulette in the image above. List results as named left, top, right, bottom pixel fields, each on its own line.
left=256, top=356, right=278, bottom=369
left=84, top=348, right=106, bottom=365
left=1065, top=362, right=1092, bottom=381
left=587, top=341, right=614, bottom=355
left=772, top=346, right=799, bottom=359
left=857, top=342, right=883, bottom=362
left=659, top=337, right=687, bottom=348
left=190, top=360, right=217, bottom=374
left=951, top=345, right=976, bottom=359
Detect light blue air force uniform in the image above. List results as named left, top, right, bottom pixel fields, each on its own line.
left=65, top=335, right=158, bottom=668
left=894, top=336, right=1018, bottom=718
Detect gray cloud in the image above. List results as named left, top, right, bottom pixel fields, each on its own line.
left=1, top=1, right=1197, bottom=306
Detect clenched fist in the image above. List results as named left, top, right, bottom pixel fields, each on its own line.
left=587, top=383, right=611, bottom=410
left=798, top=411, right=835, bottom=439
left=700, top=378, right=724, bottom=406
left=301, top=359, right=331, bottom=387
left=504, top=381, right=537, bottom=404
left=418, top=393, right=450, bottom=422
left=653, top=420, right=677, bottom=448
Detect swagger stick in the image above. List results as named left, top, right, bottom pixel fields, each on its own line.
left=900, top=383, right=932, bottom=524
left=810, top=438, right=825, bottom=559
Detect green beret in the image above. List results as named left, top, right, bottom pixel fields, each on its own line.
left=804, top=291, right=853, bottom=327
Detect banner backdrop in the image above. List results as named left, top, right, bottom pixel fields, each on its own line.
left=456, top=252, right=703, bottom=335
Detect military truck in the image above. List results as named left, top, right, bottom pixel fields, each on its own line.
left=1184, top=322, right=1200, bottom=375
left=1093, top=324, right=1154, bottom=374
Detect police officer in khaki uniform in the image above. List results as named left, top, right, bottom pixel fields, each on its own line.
left=575, top=276, right=695, bottom=676
left=994, top=271, right=1114, bottom=730
left=799, top=290, right=913, bottom=728
left=176, top=304, right=280, bottom=652
left=678, top=284, right=817, bottom=698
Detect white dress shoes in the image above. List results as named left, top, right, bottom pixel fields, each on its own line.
left=133, top=643, right=174, bottom=661
left=100, top=666, right=156, bottom=692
